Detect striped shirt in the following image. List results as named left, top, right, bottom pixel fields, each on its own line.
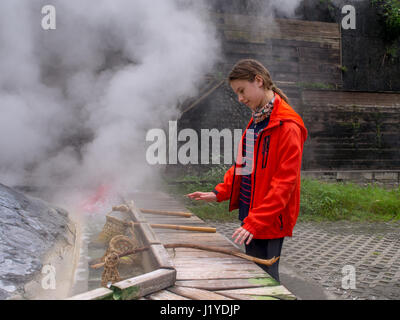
left=238, top=116, right=270, bottom=221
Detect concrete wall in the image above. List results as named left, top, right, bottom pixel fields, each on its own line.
left=302, top=170, right=400, bottom=188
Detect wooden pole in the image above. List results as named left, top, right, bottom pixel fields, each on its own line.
left=139, top=209, right=192, bottom=218
left=127, top=221, right=215, bottom=233
left=148, top=223, right=216, bottom=233
left=164, top=243, right=279, bottom=267
left=90, top=243, right=279, bottom=269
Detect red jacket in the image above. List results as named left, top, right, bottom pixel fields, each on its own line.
left=214, top=93, right=308, bottom=239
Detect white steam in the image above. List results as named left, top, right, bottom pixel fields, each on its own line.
left=0, top=0, right=220, bottom=202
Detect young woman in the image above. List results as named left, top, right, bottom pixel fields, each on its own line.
left=187, top=59, right=308, bottom=282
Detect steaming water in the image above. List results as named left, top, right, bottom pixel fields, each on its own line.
left=69, top=213, right=146, bottom=296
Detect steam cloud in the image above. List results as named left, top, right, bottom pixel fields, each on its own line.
left=0, top=0, right=305, bottom=209
left=0, top=0, right=220, bottom=204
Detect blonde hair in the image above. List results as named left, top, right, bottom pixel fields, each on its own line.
left=228, top=59, right=289, bottom=104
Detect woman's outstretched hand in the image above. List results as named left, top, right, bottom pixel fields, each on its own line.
left=186, top=191, right=217, bottom=202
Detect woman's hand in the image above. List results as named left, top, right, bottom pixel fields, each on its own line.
left=186, top=191, right=217, bottom=202
left=232, top=226, right=253, bottom=245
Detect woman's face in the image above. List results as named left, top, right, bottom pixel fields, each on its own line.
left=230, top=76, right=266, bottom=111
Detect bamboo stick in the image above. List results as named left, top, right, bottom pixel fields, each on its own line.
left=139, top=209, right=192, bottom=218
left=148, top=223, right=216, bottom=233
left=105, top=216, right=216, bottom=233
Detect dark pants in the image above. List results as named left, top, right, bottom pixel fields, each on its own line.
left=245, top=237, right=284, bottom=282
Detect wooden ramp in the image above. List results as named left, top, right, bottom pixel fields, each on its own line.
left=128, top=191, right=296, bottom=300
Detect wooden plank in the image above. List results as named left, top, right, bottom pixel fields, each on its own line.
left=172, top=257, right=258, bottom=265
left=135, top=223, right=161, bottom=245
left=175, top=277, right=279, bottom=291
left=66, top=287, right=113, bottom=300
left=173, top=262, right=263, bottom=271
left=172, top=257, right=266, bottom=268
left=169, top=286, right=232, bottom=300
left=111, top=268, right=176, bottom=300
left=149, top=244, right=175, bottom=269
left=166, top=248, right=243, bottom=259
left=223, top=29, right=339, bottom=46
left=216, top=15, right=340, bottom=38
left=303, top=90, right=400, bottom=107
left=156, top=232, right=234, bottom=244
left=215, top=292, right=258, bottom=300
left=216, top=286, right=296, bottom=300
left=127, top=200, right=147, bottom=222
left=147, top=289, right=189, bottom=300
left=176, top=269, right=266, bottom=280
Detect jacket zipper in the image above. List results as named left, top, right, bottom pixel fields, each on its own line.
left=250, top=131, right=264, bottom=209
left=279, top=214, right=283, bottom=230
left=228, top=162, right=237, bottom=210
left=262, top=135, right=270, bottom=169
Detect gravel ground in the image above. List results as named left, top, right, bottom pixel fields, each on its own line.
left=206, top=220, right=400, bottom=300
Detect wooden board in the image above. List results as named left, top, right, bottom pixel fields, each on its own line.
left=175, top=269, right=266, bottom=281
left=111, top=268, right=176, bottom=300
left=216, top=286, right=296, bottom=300
left=147, top=289, right=189, bottom=300
left=172, top=257, right=259, bottom=265
left=127, top=191, right=297, bottom=300
left=214, top=292, right=258, bottom=300
left=175, top=278, right=279, bottom=291
left=67, top=287, right=113, bottom=300
left=156, top=232, right=236, bottom=248
left=303, top=90, right=400, bottom=107
left=166, top=248, right=242, bottom=258
left=168, top=286, right=232, bottom=300
left=172, top=257, right=267, bottom=269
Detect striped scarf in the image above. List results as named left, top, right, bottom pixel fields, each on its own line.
left=252, top=95, right=275, bottom=124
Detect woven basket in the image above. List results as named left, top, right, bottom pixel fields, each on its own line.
left=97, top=215, right=129, bottom=244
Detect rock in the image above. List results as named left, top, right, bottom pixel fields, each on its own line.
left=0, top=183, right=74, bottom=299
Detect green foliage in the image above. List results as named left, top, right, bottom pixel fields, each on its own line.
left=299, top=179, right=400, bottom=222
left=371, top=0, right=400, bottom=40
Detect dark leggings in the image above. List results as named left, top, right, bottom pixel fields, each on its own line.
left=245, top=237, right=284, bottom=282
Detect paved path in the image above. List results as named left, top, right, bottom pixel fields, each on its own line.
left=206, top=220, right=400, bottom=300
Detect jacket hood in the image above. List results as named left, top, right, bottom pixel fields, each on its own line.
left=268, top=93, right=308, bottom=141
